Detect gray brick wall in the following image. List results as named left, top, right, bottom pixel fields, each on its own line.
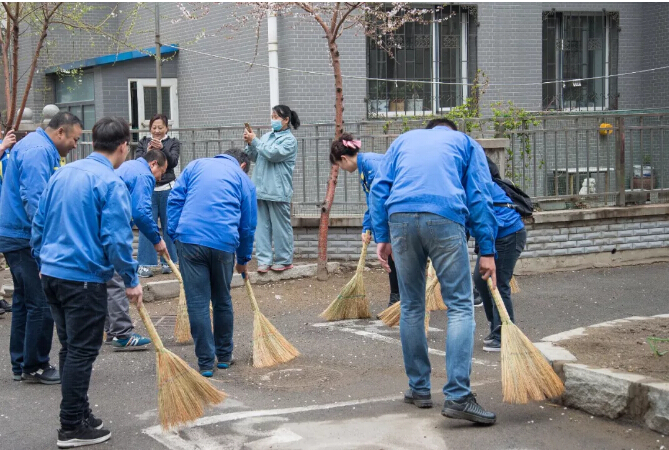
left=641, top=3, right=669, bottom=108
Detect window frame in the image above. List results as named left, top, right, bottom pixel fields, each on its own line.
left=53, top=70, right=96, bottom=129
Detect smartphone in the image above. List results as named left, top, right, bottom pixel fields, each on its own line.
left=244, top=122, right=252, bottom=133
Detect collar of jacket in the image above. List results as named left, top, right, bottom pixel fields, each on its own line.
left=214, top=154, right=238, bottom=163
left=87, top=152, right=114, bottom=169
left=272, top=128, right=291, bottom=136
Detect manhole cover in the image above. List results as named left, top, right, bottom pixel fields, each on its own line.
left=252, top=366, right=342, bottom=390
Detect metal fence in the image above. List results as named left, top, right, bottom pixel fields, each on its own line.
left=68, top=111, right=669, bottom=218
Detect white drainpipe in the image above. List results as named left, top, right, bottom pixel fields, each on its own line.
left=268, top=10, right=279, bottom=108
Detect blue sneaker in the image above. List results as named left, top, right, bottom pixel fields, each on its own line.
left=200, top=369, right=214, bottom=378
left=112, top=333, right=151, bottom=351
left=217, top=360, right=234, bottom=369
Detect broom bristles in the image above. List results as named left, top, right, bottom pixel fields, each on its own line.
left=378, top=300, right=401, bottom=327
left=487, top=279, right=564, bottom=404
left=170, top=258, right=213, bottom=344
left=320, top=235, right=371, bottom=321
left=136, top=304, right=226, bottom=430
left=425, top=261, right=447, bottom=311
left=510, top=276, right=520, bottom=294
left=252, top=310, right=301, bottom=368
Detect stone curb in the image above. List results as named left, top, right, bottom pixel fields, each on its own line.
left=142, top=262, right=341, bottom=302
left=537, top=313, right=669, bottom=435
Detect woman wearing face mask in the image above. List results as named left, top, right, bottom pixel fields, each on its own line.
left=243, top=105, right=300, bottom=273
left=135, top=113, right=181, bottom=277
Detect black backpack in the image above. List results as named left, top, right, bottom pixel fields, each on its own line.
left=486, top=157, right=533, bottom=217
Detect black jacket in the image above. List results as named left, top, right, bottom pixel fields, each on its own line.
left=135, top=136, right=181, bottom=186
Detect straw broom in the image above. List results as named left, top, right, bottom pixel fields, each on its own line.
left=510, top=276, right=521, bottom=294
left=243, top=274, right=300, bottom=368
left=320, top=231, right=372, bottom=321
left=135, top=303, right=226, bottom=430
left=486, top=278, right=564, bottom=404
left=166, top=258, right=213, bottom=344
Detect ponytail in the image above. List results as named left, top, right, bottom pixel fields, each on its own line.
left=273, top=105, right=300, bottom=130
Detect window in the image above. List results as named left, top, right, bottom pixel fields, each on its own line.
left=542, top=11, right=619, bottom=111
left=366, top=5, right=477, bottom=117
left=54, top=71, right=96, bottom=129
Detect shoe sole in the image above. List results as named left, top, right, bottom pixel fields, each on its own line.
left=474, top=303, right=483, bottom=308
left=482, top=346, right=501, bottom=352
left=404, top=397, right=433, bottom=408
left=270, top=266, right=293, bottom=272
left=257, top=269, right=269, bottom=274
left=21, top=375, right=61, bottom=385
left=112, top=345, right=150, bottom=352
left=57, top=432, right=111, bottom=448
left=441, top=408, right=496, bottom=424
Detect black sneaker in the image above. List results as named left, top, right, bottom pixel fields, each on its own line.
left=473, top=296, right=483, bottom=308
left=403, top=389, right=433, bottom=408
left=387, top=293, right=400, bottom=308
left=441, top=393, right=496, bottom=425
left=0, top=299, right=11, bottom=313
left=57, top=423, right=111, bottom=448
left=483, top=339, right=501, bottom=352
left=84, top=411, right=103, bottom=430
left=22, top=365, right=61, bottom=385
left=483, top=327, right=501, bottom=345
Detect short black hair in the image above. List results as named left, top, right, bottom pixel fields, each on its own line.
left=272, top=105, right=300, bottom=130
left=144, top=149, right=167, bottom=167
left=47, top=111, right=83, bottom=131
left=425, top=118, right=458, bottom=131
left=225, top=147, right=251, bottom=173
left=92, top=117, right=131, bottom=153
left=329, top=132, right=359, bottom=165
left=149, top=113, right=169, bottom=130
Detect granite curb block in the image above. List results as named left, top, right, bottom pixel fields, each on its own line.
left=142, top=262, right=341, bottom=302
left=537, top=313, right=669, bottom=434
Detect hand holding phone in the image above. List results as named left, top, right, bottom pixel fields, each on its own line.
left=244, top=122, right=252, bottom=133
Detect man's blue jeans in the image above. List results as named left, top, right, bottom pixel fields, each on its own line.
left=177, top=242, right=234, bottom=371
left=138, top=188, right=178, bottom=266
left=389, top=213, right=475, bottom=401
left=5, top=247, right=54, bottom=375
left=474, top=228, right=527, bottom=341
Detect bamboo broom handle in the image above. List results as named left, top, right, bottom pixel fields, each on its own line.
left=486, top=278, right=512, bottom=325
left=136, top=303, right=166, bottom=352
left=163, top=257, right=183, bottom=284
left=357, top=231, right=371, bottom=273
left=243, top=274, right=260, bottom=313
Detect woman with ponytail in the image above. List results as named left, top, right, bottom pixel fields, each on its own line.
left=243, top=105, right=300, bottom=272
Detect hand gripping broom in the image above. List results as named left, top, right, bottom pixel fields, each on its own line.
left=167, top=258, right=213, bottom=344
left=243, top=273, right=300, bottom=368
left=486, top=278, right=564, bottom=404
left=320, top=231, right=372, bottom=321
left=135, top=303, right=226, bottom=430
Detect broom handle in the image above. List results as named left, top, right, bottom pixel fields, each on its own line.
left=163, top=256, right=183, bottom=284
left=136, top=303, right=166, bottom=352
left=486, top=278, right=512, bottom=325
left=357, top=231, right=371, bottom=273
left=243, top=274, right=260, bottom=314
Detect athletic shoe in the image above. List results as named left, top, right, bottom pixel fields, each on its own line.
left=0, top=307, right=4, bottom=316
left=84, top=411, right=103, bottom=430
left=200, top=369, right=214, bottom=378
left=387, top=293, right=400, bottom=308
left=483, top=339, right=501, bottom=352
left=473, top=296, right=483, bottom=307
left=270, top=264, right=293, bottom=272
left=403, top=389, right=433, bottom=408
left=217, top=360, right=234, bottom=369
left=112, top=333, right=151, bottom=351
left=137, top=266, right=153, bottom=278
left=257, top=265, right=270, bottom=273
left=22, top=365, right=60, bottom=385
left=441, top=393, right=496, bottom=425
left=104, top=335, right=114, bottom=345
left=483, top=327, right=501, bottom=345
left=161, top=263, right=172, bottom=275
left=12, top=373, right=21, bottom=381
left=0, top=299, right=10, bottom=313
left=57, top=423, right=111, bottom=448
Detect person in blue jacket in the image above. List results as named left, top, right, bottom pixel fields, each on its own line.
left=243, top=105, right=299, bottom=273
left=104, top=149, right=168, bottom=351
left=0, top=128, right=17, bottom=315
left=329, top=133, right=400, bottom=308
left=368, top=116, right=498, bottom=425
left=472, top=157, right=526, bottom=352
left=32, top=117, right=143, bottom=448
left=0, top=112, right=82, bottom=385
left=167, top=148, right=257, bottom=377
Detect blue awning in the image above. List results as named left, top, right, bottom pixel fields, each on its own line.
left=45, top=44, right=178, bottom=74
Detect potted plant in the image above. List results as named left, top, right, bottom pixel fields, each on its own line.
left=632, top=155, right=654, bottom=190
left=368, top=81, right=389, bottom=115
left=389, top=83, right=405, bottom=113
left=406, top=81, right=424, bottom=112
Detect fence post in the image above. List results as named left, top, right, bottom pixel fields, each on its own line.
left=615, top=117, right=626, bottom=206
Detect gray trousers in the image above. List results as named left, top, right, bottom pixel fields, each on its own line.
left=104, top=273, right=133, bottom=339
left=255, top=200, right=293, bottom=266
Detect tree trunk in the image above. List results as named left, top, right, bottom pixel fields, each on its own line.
left=316, top=36, right=344, bottom=281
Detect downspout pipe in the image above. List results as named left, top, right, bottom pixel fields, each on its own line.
left=268, top=10, right=279, bottom=108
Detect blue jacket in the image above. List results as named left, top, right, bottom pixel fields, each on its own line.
left=115, top=158, right=161, bottom=245
left=0, top=150, right=8, bottom=199
left=244, top=129, right=297, bottom=203
left=369, top=127, right=498, bottom=256
left=358, top=152, right=384, bottom=235
left=489, top=183, right=525, bottom=239
left=31, top=153, right=139, bottom=288
left=0, top=128, right=61, bottom=241
left=167, top=154, right=257, bottom=264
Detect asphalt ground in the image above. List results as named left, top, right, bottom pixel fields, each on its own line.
left=0, top=262, right=667, bottom=450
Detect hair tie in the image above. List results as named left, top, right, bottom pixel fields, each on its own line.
left=342, top=139, right=361, bottom=149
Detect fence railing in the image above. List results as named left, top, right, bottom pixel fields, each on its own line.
left=68, top=112, right=669, bottom=218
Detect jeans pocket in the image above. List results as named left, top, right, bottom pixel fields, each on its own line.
left=426, top=220, right=462, bottom=250
left=180, top=243, right=203, bottom=263
left=389, top=222, right=408, bottom=254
